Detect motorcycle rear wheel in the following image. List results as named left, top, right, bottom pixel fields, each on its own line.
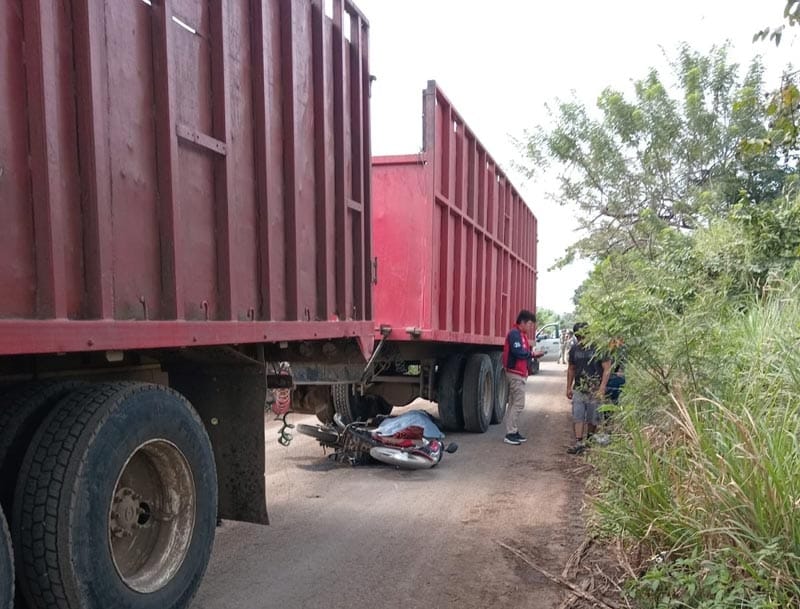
left=369, top=446, right=440, bottom=470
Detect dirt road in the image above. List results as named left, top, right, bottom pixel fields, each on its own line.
left=192, top=361, right=587, bottom=609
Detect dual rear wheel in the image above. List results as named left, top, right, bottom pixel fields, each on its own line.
left=437, top=351, right=506, bottom=433
left=0, top=382, right=217, bottom=609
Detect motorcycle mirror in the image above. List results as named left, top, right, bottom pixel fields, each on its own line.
left=445, top=442, right=459, bottom=454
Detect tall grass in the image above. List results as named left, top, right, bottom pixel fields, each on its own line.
left=593, top=284, right=800, bottom=608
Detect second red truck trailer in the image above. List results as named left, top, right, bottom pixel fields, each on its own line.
left=347, top=81, right=538, bottom=433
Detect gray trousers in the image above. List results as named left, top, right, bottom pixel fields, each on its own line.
left=504, top=371, right=527, bottom=434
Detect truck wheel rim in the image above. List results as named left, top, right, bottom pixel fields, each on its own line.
left=108, top=439, right=196, bottom=593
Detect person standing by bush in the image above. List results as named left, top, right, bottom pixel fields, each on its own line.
left=566, top=322, right=611, bottom=454
left=501, top=309, right=541, bottom=445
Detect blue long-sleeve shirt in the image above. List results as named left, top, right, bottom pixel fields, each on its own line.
left=502, top=326, right=532, bottom=377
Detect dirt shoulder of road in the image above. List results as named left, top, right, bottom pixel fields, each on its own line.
left=485, top=361, right=629, bottom=609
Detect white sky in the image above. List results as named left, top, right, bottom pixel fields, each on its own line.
left=357, top=0, right=798, bottom=314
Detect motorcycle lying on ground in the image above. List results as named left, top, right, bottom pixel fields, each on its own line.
left=296, top=409, right=458, bottom=469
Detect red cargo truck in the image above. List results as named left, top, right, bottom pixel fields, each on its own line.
left=0, top=3, right=536, bottom=609
left=331, top=81, right=538, bottom=434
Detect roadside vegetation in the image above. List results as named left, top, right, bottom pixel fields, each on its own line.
left=520, top=5, right=800, bottom=605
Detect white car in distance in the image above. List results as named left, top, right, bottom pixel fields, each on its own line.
left=534, top=323, right=564, bottom=362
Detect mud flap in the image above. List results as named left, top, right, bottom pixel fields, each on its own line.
left=169, top=365, right=269, bottom=525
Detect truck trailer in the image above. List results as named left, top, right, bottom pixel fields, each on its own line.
left=353, top=81, right=538, bottom=432
left=0, top=1, right=537, bottom=608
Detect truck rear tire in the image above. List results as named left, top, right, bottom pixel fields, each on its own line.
left=487, top=352, right=508, bottom=425
left=462, top=354, right=494, bottom=433
left=0, top=381, right=84, bottom=513
left=0, top=506, right=12, bottom=609
left=435, top=354, right=466, bottom=431
left=12, top=382, right=217, bottom=609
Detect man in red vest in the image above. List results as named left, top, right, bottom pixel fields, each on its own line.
left=501, top=309, right=543, bottom=445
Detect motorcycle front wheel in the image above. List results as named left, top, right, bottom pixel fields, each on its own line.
left=296, top=424, right=340, bottom=446
left=369, top=446, right=440, bottom=470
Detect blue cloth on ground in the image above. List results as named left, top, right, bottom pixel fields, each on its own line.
left=374, top=410, right=445, bottom=438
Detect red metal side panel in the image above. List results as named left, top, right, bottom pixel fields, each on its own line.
left=0, top=2, right=37, bottom=319
left=0, top=1, right=85, bottom=321
left=372, top=81, right=537, bottom=346
left=105, top=2, right=163, bottom=321
left=372, top=156, right=434, bottom=335
left=0, top=0, right=374, bottom=357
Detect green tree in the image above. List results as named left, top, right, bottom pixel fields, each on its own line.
left=754, top=0, right=800, bottom=46
left=579, top=197, right=800, bottom=607
left=533, top=307, right=557, bottom=327
left=742, top=70, right=800, bottom=166
left=519, top=46, right=785, bottom=265
left=560, top=45, right=800, bottom=608
left=520, top=35, right=800, bottom=609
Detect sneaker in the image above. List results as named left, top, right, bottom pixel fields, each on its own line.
left=511, top=432, right=528, bottom=443
left=566, top=442, right=586, bottom=455
left=503, top=434, right=522, bottom=445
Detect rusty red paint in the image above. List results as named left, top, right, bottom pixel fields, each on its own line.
left=151, top=0, right=184, bottom=320
left=22, top=0, right=66, bottom=320
left=0, top=0, right=372, bottom=356
left=74, top=0, right=114, bottom=320
left=372, top=82, right=538, bottom=346
left=333, top=0, right=349, bottom=320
